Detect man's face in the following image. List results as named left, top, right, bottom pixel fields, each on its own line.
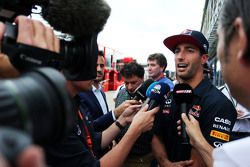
left=174, top=43, right=206, bottom=81
left=147, top=60, right=164, bottom=80
left=95, top=56, right=105, bottom=82
left=124, top=75, right=144, bottom=94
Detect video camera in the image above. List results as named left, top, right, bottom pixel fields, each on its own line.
left=0, top=1, right=81, bottom=165
left=0, top=0, right=98, bottom=81
left=0, top=67, right=74, bottom=166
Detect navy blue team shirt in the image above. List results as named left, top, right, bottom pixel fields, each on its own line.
left=154, top=78, right=237, bottom=161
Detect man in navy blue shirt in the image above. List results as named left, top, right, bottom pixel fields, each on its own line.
left=152, top=29, right=237, bottom=167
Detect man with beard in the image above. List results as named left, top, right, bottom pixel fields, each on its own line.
left=152, top=29, right=237, bottom=167
left=79, top=51, right=134, bottom=133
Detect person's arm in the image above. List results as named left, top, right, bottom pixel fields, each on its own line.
left=100, top=99, right=150, bottom=145
left=181, top=113, right=213, bottom=167
left=100, top=104, right=159, bottom=167
left=100, top=104, right=141, bottom=148
left=93, top=112, right=114, bottom=131
left=151, top=135, right=170, bottom=166
left=152, top=135, right=193, bottom=167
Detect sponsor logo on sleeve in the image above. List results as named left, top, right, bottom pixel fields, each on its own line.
left=210, top=130, right=230, bottom=141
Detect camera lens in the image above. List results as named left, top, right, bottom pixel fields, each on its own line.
left=0, top=68, right=74, bottom=145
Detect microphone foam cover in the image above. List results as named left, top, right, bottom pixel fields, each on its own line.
left=149, top=82, right=170, bottom=104
left=146, top=82, right=159, bottom=97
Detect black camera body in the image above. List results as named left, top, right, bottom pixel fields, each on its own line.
left=0, top=67, right=75, bottom=166
left=0, top=0, right=65, bottom=71
left=0, top=0, right=98, bottom=81
left=2, top=22, right=65, bottom=71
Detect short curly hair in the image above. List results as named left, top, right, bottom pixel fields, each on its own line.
left=120, top=62, right=144, bottom=79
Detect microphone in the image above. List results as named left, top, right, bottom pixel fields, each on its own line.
left=41, top=0, right=112, bottom=80
left=132, top=79, right=154, bottom=101
left=146, top=82, right=170, bottom=111
left=42, top=0, right=111, bottom=38
left=146, top=82, right=160, bottom=97
left=173, top=83, right=194, bottom=144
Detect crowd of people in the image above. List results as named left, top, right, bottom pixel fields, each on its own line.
left=1, top=0, right=250, bottom=167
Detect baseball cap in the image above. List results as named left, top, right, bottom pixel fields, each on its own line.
left=163, top=29, right=209, bottom=54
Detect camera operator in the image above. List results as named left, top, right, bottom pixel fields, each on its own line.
left=43, top=35, right=159, bottom=166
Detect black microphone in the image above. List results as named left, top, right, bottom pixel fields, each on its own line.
left=173, top=83, right=194, bottom=144
left=146, top=82, right=170, bottom=110
left=42, top=0, right=111, bottom=38
left=132, top=79, right=154, bottom=101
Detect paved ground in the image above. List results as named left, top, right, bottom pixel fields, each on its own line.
left=105, top=91, right=116, bottom=110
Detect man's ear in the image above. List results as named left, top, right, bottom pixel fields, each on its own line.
left=161, top=66, right=166, bottom=73
left=233, top=17, right=249, bottom=66
left=201, top=54, right=208, bottom=65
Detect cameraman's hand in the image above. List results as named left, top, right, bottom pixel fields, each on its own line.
left=15, top=16, right=59, bottom=53
left=0, top=16, right=60, bottom=78
left=113, top=100, right=140, bottom=118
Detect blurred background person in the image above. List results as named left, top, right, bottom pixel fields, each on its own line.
left=79, top=50, right=114, bottom=132
left=219, top=84, right=250, bottom=140
left=147, top=53, right=174, bottom=90
left=115, top=62, right=144, bottom=106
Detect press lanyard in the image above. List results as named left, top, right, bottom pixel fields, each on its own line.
left=77, top=109, right=95, bottom=157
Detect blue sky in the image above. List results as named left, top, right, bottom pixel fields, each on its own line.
left=98, top=0, right=206, bottom=71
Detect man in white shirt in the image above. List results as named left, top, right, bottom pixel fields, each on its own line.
left=220, top=84, right=250, bottom=140
left=79, top=51, right=136, bottom=132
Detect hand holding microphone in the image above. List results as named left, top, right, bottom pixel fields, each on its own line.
left=173, top=83, right=194, bottom=144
